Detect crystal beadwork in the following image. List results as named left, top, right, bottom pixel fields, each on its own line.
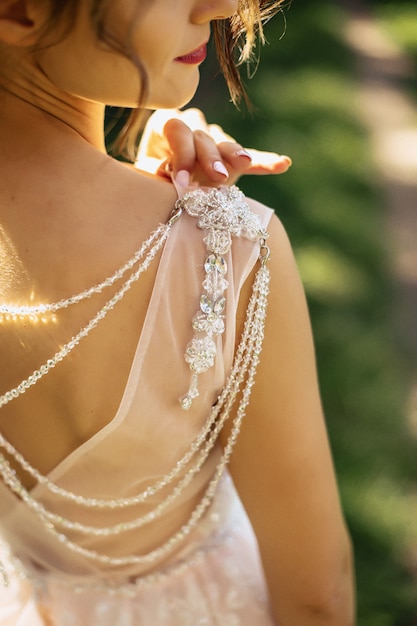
left=204, top=254, right=227, bottom=275
left=179, top=186, right=267, bottom=243
left=0, top=259, right=270, bottom=567
left=177, top=185, right=269, bottom=410
left=0, top=213, right=180, bottom=321
left=0, top=185, right=271, bottom=570
left=185, top=337, right=217, bottom=374
left=0, top=204, right=183, bottom=409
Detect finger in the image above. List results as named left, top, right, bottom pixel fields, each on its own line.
left=135, top=109, right=179, bottom=164
left=163, top=118, right=205, bottom=177
left=244, top=149, right=292, bottom=175
left=217, top=142, right=292, bottom=175
left=206, top=123, right=292, bottom=175
left=164, top=123, right=233, bottom=185
left=193, top=130, right=232, bottom=183
left=212, top=145, right=292, bottom=185
left=176, top=108, right=210, bottom=132
left=199, top=141, right=251, bottom=186
left=217, top=141, right=253, bottom=172
left=207, top=123, right=235, bottom=144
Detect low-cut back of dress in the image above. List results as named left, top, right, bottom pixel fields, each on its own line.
left=0, top=187, right=276, bottom=625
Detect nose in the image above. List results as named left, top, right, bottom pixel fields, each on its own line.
left=192, top=0, right=239, bottom=23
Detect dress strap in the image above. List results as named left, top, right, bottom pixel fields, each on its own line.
left=174, top=185, right=270, bottom=410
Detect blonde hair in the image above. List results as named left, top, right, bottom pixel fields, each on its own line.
left=215, top=0, right=285, bottom=105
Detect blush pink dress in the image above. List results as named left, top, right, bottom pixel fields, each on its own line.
left=0, top=190, right=276, bottom=626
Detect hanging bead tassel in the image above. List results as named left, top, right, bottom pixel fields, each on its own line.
left=178, top=185, right=269, bottom=410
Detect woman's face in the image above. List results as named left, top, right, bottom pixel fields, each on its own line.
left=35, top=0, right=240, bottom=110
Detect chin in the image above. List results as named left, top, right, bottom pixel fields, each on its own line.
left=146, top=94, right=195, bottom=110
left=147, top=76, right=200, bottom=110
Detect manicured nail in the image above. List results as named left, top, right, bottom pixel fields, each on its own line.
left=212, top=161, right=229, bottom=178
left=235, top=149, right=252, bottom=160
left=174, top=170, right=190, bottom=187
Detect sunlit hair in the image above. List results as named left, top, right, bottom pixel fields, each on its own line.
left=42, top=0, right=286, bottom=159
left=215, top=0, right=286, bottom=105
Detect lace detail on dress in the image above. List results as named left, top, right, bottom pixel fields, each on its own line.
left=0, top=476, right=276, bottom=625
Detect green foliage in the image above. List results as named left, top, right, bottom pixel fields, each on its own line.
left=372, top=1, right=417, bottom=102
left=192, top=0, right=417, bottom=623
left=374, top=1, right=417, bottom=59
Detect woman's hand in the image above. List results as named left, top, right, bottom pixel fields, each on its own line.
left=135, top=108, right=292, bottom=187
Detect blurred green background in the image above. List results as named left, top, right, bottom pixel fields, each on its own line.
left=190, top=0, right=417, bottom=624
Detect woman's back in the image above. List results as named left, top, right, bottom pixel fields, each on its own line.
left=0, top=120, right=181, bottom=487
left=0, top=117, right=278, bottom=622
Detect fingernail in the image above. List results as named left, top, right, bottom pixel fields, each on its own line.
left=235, top=149, right=252, bottom=160
left=174, top=170, right=190, bottom=187
left=212, top=161, right=229, bottom=178
left=282, top=155, right=292, bottom=166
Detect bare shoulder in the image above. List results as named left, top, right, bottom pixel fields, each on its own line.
left=244, top=196, right=297, bottom=267
left=224, top=200, right=332, bottom=496
left=226, top=202, right=321, bottom=464
left=222, top=198, right=353, bottom=620
left=235, top=198, right=304, bottom=334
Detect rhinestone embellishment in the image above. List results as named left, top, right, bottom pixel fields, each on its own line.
left=0, top=185, right=271, bottom=570
left=177, top=185, right=268, bottom=410
left=0, top=207, right=183, bottom=409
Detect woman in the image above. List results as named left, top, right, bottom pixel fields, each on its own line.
left=0, top=1, right=354, bottom=624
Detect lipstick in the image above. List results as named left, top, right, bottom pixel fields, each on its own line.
left=175, top=45, right=207, bottom=65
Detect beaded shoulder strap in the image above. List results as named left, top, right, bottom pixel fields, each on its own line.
left=0, top=184, right=271, bottom=576
left=177, top=185, right=270, bottom=410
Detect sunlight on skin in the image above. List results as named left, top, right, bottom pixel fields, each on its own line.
left=0, top=227, right=57, bottom=326
left=244, top=148, right=291, bottom=173
left=0, top=313, right=57, bottom=326
left=0, top=226, right=27, bottom=300
left=135, top=108, right=291, bottom=177
left=135, top=149, right=289, bottom=176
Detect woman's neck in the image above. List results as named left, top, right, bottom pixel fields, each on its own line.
left=0, top=80, right=115, bottom=219
left=0, top=53, right=107, bottom=157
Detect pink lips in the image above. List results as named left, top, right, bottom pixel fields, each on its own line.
left=175, top=44, right=207, bottom=65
